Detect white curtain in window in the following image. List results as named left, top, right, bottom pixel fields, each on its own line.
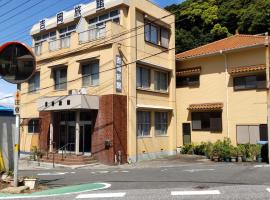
left=141, top=68, right=150, bottom=88
left=161, top=29, right=169, bottom=48
left=91, top=62, right=99, bottom=86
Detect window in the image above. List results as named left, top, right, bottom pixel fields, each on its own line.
left=137, top=111, right=151, bottom=137
left=155, top=71, right=168, bottom=92
left=136, top=66, right=150, bottom=89
left=192, top=112, right=222, bottom=132
left=54, top=68, right=67, bottom=90
left=34, top=31, right=56, bottom=43
left=28, top=72, right=40, bottom=93
left=161, top=28, right=169, bottom=48
left=28, top=119, right=40, bottom=133
left=176, top=75, right=200, bottom=87
left=237, top=124, right=268, bottom=144
left=89, top=10, right=120, bottom=27
left=234, top=74, right=266, bottom=90
left=145, top=23, right=158, bottom=44
left=82, top=61, right=99, bottom=86
left=60, top=25, right=76, bottom=37
left=155, top=112, right=168, bottom=135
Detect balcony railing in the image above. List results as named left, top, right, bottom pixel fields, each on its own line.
left=49, top=36, right=71, bottom=51
left=78, top=26, right=106, bottom=44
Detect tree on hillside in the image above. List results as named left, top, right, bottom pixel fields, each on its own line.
left=166, top=0, right=270, bottom=53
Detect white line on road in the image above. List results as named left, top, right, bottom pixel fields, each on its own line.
left=171, top=190, right=221, bottom=196
left=266, top=188, right=270, bottom=192
left=183, top=169, right=215, bottom=173
left=76, top=192, right=126, bottom=198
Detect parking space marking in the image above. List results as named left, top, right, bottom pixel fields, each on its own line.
left=171, top=190, right=221, bottom=196
left=76, top=192, right=126, bottom=198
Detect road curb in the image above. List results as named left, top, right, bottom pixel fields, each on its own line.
left=0, top=182, right=111, bottom=199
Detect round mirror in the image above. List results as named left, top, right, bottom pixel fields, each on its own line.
left=0, top=42, right=36, bottom=84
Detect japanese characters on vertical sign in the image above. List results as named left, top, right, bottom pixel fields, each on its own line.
left=40, top=19, right=46, bottom=31
left=96, top=0, right=105, bottom=9
left=57, top=12, right=64, bottom=25
left=116, top=55, right=122, bottom=93
left=74, top=5, right=82, bottom=18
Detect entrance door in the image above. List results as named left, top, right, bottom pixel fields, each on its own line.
left=59, top=124, right=76, bottom=151
left=79, top=125, right=92, bottom=154
left=183, top=123, right=191, bottom=145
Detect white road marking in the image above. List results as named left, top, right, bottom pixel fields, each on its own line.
left=99, top=171, right=109, bottom=174
left=183, top=169, right=215, bottom=173
left=171, top=190, right=221, bottom=196
left=76, top=192, right=126, bottom=199
left=255, top=165, right=270, bottom=168
left=121, top=170, right=129, bottom=173
left=266, top=188, right=270, bottom=192
left=37, top=172, right=68, bottom=176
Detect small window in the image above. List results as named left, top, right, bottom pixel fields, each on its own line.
left=59, top=101, right=62, bottom=106
left=67, top=100, right=70, bottom=105
left=176, top=75, right=200, bottom=87
left=155, top=71, right=168, bottom=92
left=192, top=112, right=222, bottom=132
left=54, top=68, right=67, bottom=90
left=136, top=66, right=150, bottom=89
left=155, top=112, right=168, bottom=135
left=52, top=101, right=54, bottom=107
left=89, top=17, right=98, bottom=24
left=137, top=111, right=151, bottom=137
left=28, top=72, right=40, bottom=92
left=96, top=0, right=104, bottom=9
left=110, top=10, right=119, bottom=17
left=82, top=60, right=99, bottom=86
left=28, top=119, right=40, bottom=133
left=99, top=13, right=109, bottom=21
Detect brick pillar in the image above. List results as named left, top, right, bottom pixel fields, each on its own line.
left=92, top=94, right=127, bottom=165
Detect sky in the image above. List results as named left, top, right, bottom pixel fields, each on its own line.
left=0, top=0, right=180, bottom=106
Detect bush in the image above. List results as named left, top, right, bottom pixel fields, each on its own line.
left=181, top=144, right=194, bottom=154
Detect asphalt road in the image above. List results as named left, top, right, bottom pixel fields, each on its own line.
left=14, top=162, right=270, bottom=200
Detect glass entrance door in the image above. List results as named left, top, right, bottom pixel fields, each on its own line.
left=79, top=124, right=92, bottom=154
left=59, top=124, right=76, bottom=151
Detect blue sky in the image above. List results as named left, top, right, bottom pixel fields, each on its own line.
left=0, top=0, right=180, bottom=105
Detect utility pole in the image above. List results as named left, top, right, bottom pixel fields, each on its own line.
left=266, top=33, right=270, bottom=164
left=13, top=86, right=21, bottom=187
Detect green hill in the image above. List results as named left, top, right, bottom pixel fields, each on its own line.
left=165, top=0, right=270, bottom=53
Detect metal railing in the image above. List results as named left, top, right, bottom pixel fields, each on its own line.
left=78, top=26, right=106, bottom=44
left=58, top=143, right=75, bottom=160
left=49, top=36, right=71, bottom=51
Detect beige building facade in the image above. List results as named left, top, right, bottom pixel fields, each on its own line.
left=176, top=34, right=269, bottom=147
left=19, top=0, right=176, bottom=164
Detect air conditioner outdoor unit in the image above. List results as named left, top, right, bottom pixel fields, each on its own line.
left=79, top=88, right=87, bottom=95
left=68, top=89, right=78, bottom=95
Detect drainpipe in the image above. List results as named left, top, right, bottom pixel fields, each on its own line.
left=265, top=34, right=270, bottom=164
left=220, top=50, right=230, bottom=139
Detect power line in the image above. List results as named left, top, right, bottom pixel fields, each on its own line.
left=0, top=0, right=45, bottom=25
left=0, top=0, right=14, bottom=8
left=0, top=0, right=32, bottom=18
left=0, top=0, right=89, bottom=43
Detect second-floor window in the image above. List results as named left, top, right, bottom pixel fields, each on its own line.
left=155, top=71, right=168, bottom=92
left=233, top=74, right=266, bottom=91
left=28, top=72, right=40, bottom=93
left=54, top=68, right=67, bottom=90
left=82, top=61, right=99, bottom=86
left=176, top=75, right=200, bottom=87
left=136, top=66, right=150, bottom=89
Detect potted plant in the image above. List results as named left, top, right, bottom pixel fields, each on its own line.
left=230, top=147, right=238, bottom=162
left=238, top=144, right=246, bottom=162
left=24, top=176, right=39, bottom=190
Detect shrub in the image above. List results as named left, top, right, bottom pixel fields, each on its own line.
left=181, top=144, right=194, bottom=154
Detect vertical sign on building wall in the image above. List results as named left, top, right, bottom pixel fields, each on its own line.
left=74, top=5, right=81, bottom=18
left=116, top=55, right=122, bottom=93
left=96, top=0, right=105, bottom=9
left=57, top=12, right=64, bottom=25
left=40, top=19, right=46, bottom=31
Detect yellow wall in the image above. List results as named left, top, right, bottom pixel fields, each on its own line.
left=176, top=47, right=267, bottom=146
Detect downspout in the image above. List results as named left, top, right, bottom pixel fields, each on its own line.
left=135, top=14, right=138, bottom=163
left=265, top=34, right=270, bottom=164
left=220, top=50, right=230, bottom=139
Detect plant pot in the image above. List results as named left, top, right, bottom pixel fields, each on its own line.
left=231, top=157, right=237, bottom=162
left=237, top=156, right=242, bottom=162
left=212, top=156, right=219, bottom=162
left=218, top=157, right=224, bottom=162
left=24, top=178, right=38, bottom=190
left=242, top=156, right=247, bottom=162
left=256, top=156, right=263, bottom=163
left=224, top=157, right=231, bottom=162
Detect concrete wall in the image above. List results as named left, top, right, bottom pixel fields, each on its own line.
left=0, top=116, right=15, bottom=171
